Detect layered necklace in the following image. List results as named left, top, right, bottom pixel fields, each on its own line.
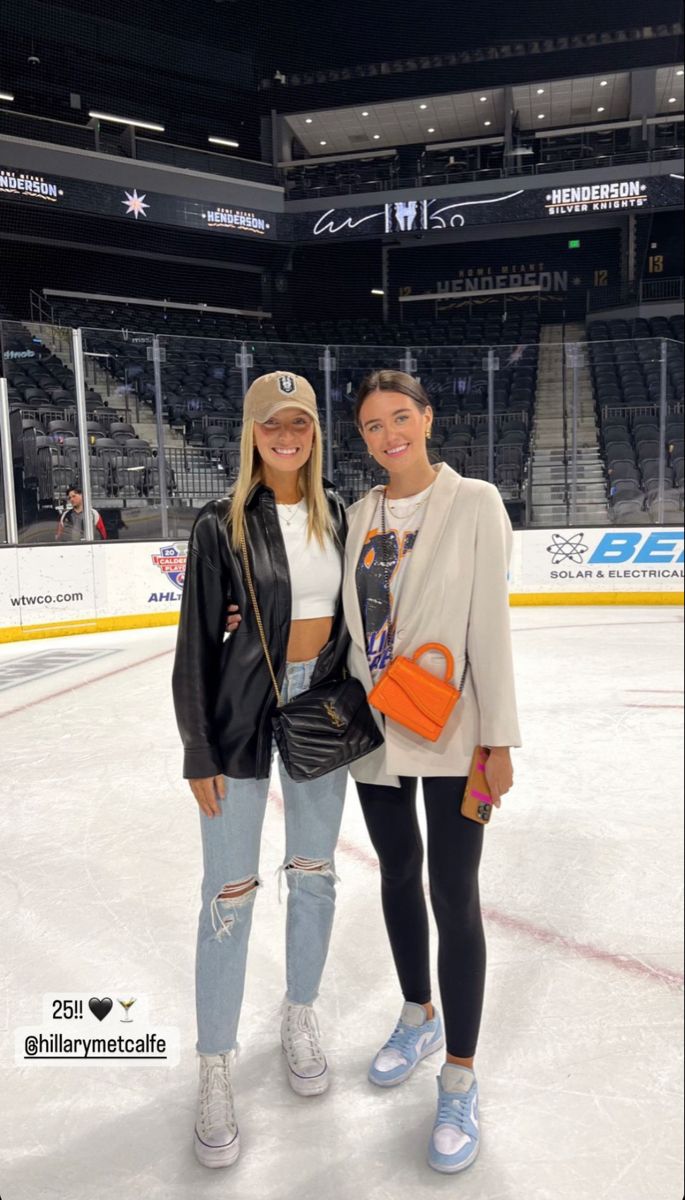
left=382, top=480, right=434, bottom=527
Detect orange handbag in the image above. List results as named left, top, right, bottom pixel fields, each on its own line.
left=368, top=643, right=468, bottom=742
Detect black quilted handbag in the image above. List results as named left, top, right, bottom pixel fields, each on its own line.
left=239, top=534, right=383, bottom=782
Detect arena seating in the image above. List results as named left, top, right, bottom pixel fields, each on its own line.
left=51, top=298, right=279, bottom=342
left=283, top=155, right=399, bottom=198
left=281, top=124, right=684, bottom=199
left=587, top=315, right=684, bottom=522
left=3, top=326, right=165, bottom=512
left=4, top=303, right=540, bottom=516
left=81, top=310, right=539, bottom=503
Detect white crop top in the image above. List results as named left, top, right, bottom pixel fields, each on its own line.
left=277, top=500, right=342, bottom=619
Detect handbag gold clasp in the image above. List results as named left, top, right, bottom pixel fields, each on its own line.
left=324, top=701, right=345, bottom=729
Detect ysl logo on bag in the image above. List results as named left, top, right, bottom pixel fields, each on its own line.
left=324, top=701, right=345, bottom=729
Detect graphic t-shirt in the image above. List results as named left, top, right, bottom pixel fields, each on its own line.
left=355, top=482, right=434, bottom=680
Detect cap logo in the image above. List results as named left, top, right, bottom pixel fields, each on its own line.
left=278, top=374, right=296, bottom=395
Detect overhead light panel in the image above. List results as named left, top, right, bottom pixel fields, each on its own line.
left=88, top=110, right=165, bottom=131
left=419, top=103, right=427, bottom=109
left=305, top=117, right=313, bottom=124
left=371, top=288, right=384, bottom=295
left=0, top=91, right=15, bottom=102
left=600, top=79, right=608, bottom=86
left=208, top=137, right=240, bottom=148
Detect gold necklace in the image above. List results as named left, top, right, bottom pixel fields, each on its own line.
left=277, top=500, right=305, bottom=527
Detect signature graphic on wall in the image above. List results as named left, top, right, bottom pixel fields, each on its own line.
left=312, top=191, right=525, bottom=237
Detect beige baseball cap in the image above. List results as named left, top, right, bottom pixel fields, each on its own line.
left=243, top=371, right=319, bottom=423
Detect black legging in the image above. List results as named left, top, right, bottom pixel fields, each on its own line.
left=357, top=775, right=486, bottom=1059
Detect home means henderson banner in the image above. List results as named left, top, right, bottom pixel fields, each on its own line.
left=0, top=167, right=278, bottom=239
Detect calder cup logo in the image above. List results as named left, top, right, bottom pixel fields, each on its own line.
left=151, top=545, right=186, bottom=591
left=278, top=374, right=296, bottom=395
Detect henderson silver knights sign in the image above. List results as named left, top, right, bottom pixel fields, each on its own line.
left=293, top=174, right=684, bottom=241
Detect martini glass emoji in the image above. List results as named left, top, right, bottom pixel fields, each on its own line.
left=117, top=998, right=136, bottom=1023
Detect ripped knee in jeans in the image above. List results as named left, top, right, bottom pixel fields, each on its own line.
left=277, top=856, right=339, bottom=900
left=210, top=875, right=260, bottom=940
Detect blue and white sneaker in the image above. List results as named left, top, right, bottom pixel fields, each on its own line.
left=368, top=1001, right=444, bottom=1087
left=428, top=1063, right=480, bottom=1174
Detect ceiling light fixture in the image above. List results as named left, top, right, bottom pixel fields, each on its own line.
left=305, top=117, right=313, bottom=123
left=88, top=110, right=164, bottom=131
left=536, top=88, right=545, bottom=94
left=668, top=96, right=677, bottom=103
left=208, top=136, right=239, bottom=148
left=677, top=69, right=684, bottom=76
left=371, top=288, right=384, bottom=295
left=597, top=106, right=605, bottom=113
left=484, top=120, right=491, bottom=126
left=427, top=127, right=435, bottom=133
left=479, top=95, right=487, bottom=102
left=373, top=133, right=380, bottom=139
left=361, top=110, right=369, bottom=116
left=0, top=91, right=15, bottom=102
left=320, top=140, right=326, bottom=145
left=419, top=103, right=427, bottom=109
left=600, top=79, right=608, bottom=86
left=538, top=113, right=545, bottom=119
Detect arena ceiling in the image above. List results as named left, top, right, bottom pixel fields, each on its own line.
left=284, top=67, right=685, bottom=158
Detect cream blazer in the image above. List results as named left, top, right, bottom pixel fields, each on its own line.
left=343, top=463, right=522, bottom=787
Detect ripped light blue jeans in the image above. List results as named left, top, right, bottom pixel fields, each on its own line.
left=195, top=657, right=347, bottom=1055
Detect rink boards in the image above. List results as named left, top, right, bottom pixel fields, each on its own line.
left=0, top=527, right=682, bottom=642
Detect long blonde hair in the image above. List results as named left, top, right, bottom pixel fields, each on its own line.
left=228, top=415, right=335, bottom=550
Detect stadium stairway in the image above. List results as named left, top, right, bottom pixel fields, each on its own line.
left=31, top=324, right=185, bottom=454
left=530, top=323, right=608, bottom=526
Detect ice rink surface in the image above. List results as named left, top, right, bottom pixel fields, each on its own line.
left=1, top=607, right=683, bottom=1200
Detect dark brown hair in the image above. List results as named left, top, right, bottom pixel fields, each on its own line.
left=354, top=370, right=431, bottom=428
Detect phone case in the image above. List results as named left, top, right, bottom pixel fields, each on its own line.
left=461, top=746, right=493, bottom=824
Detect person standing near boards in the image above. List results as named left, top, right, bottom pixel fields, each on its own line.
left=343, top=369, right=521, bottom=1174
left=172, top=372, right=349, bottom=1169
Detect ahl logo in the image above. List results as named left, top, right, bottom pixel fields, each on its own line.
left=151, top=545, right=186, bottom=591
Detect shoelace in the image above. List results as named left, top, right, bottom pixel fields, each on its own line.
left=199, top=1059, right=236, bottom=1134
left=384, top=1020, right=425, bottom=1061
left=436, top=1090, right=470, bottom=1133
left=285, top=1006, right=325, bottom=1067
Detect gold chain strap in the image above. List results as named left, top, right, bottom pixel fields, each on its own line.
left=239, top=531, right=283, bottom=707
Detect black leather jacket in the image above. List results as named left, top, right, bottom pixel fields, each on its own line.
left=172, top=481, right=349, bottom=779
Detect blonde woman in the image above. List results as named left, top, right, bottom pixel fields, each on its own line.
left=172, top=372, right=349, bottom=1169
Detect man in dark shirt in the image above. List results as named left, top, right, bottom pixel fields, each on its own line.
left=56, top=486, right=107, bottom=541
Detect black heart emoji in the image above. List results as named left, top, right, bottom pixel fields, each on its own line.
left=89, top=997, right=113, bottom=1022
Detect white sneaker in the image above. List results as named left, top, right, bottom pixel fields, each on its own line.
left=194, top=1052, right=240, bottom=1168
left=281, top=1002, right=330, bottom=1096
